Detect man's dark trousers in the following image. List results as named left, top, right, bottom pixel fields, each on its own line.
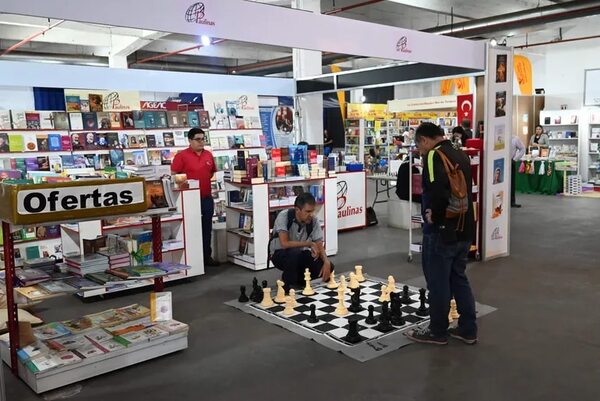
left=272, top=248, right=331, bottom=290
left=201, top=197, right=214, bottom=260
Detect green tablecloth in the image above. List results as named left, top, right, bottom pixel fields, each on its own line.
left=515, top=160, right=564, bottom=195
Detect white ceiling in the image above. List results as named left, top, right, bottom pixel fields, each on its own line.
left=0, top=0, right=596, bottom=76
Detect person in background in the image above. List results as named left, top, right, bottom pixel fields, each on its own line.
left=323, top=129, right=333, bottom=156
left=460, top=119, right=473, bottom=144
left=270, top=192, right=333, bottom=292
left=511, top=135, right=526, bottom=208
left=171, top=128, right=219, bottom=267
left=403, top=127, right=415, bottom=144
left=529, top=125, right=549, bottom=150
left=395, top=154, right=422, bottom=203
left=475, top=121, right=484, bottom=139
left=451, top=126, right=466, bottom=148
left=406, top=122, right=477, bottom=346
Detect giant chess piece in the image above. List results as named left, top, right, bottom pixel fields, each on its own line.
left=289, top=289, right=299, bottom=308
left=348, top=272, right=360, bottom=289
left=342, top=318, right=363, bottom=344
left=250, top=278, right=263, bottom=303
left=261, top=288, right=274, bottom=308
left=416, top=288, right=429, bottom=317
left=390, top=293, right=405, bottom=326
left=401, top=285, right=412, bottom=305
left=354, top=265, right=366, bottom=282
left=348, top=287, right=363, bottom=313
left=334, top=286, right=349, bottom=316
left=262, top=280, right=268, bottom=289
left=327, top=271, right=339, bottom=289
left=379, top=285, right=390, bottom=303
left=339, top=275, right=347, bottom=293
left=238, top=285, right=249, bottom=303
left=365, top=305, right=377, bottom=325
left=375, top=301, right=393, bottom=332
left=307, top=304, right=319, bottom=324
left=283, top=296, right=295, bottom=316
left=302, top=268, right=315, bottom=296
left=274, top=280, right=287, bottom=303
left=448, top=298, right=459, bottom=322
left=387, top=275, right=397, bottom=293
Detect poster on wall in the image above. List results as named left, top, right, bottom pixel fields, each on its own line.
left=64, top=90, right=141, bottom=112
left=336, top=172, right=366, bottom=231
left=483, top=47, right=513, bottom=260
left=202, top=93, right=261, bottom=130
left=260, top=106, right=295, bottom=149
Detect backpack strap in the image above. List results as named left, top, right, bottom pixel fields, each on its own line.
left=286, top=208, right=313, bottom=237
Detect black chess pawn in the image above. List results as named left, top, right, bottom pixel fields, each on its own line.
left=348, top=288, right=363, bottom=313
left=342, top=317, right=363, bottom=344
left=401, top=285, right=411, bottom=305
left=238, top=285, right=249, bottom=303
left=262, top=280, right=268, bottom=289
left=365, top=305, right=377, bottom=325
left=375, top=302, right=393, bottom=332
left=307, top=304, right=319, bottom=323
left=416, top=288, right=429, bottom=317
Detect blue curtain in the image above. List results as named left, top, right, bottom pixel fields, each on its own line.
left=33, top=87, right=66, bottom=111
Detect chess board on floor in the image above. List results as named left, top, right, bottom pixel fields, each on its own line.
left=250, top=277, right=428, bottom=346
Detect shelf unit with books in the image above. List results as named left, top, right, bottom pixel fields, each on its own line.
left=539, top=110, right=581, bottom=174
left=585, top=110, right=600, bottom=186
left=0, top=178, right=189, bottom=392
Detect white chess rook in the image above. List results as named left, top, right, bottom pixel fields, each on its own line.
left=355, top=265, right=365, bottom=282
left=261, top=288, right=274, bottom=307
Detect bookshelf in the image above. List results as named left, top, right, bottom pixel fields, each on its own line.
left=224, top=177, right=338, bottom=271
left=586, top=110, right=600, bottom=186
left=539, top=110, right=580, bottom=173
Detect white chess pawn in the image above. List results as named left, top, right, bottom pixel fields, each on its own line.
left=449, top=299, right=460, bottom=320
left=349, top=272, right=360, bottom=289
left=334, top=286, right=348, bottom=316
left=302, top=268, right=315, bottom=296
left=274, top=280, right=286, bottom=303
left=379, top=285, right=390, bottom=303
left=355, top=265, right=366, bottom=282
left=283, top=296, right=295, bottom=316
left=289, top=289, right=299, bottom=308
left=327, top=271, right=339, bottom=289
left=261, top=288, right=274, bottom=307
left=339, top=275, right=347, bottom=292
left=387, top=276, right=397, bottom=293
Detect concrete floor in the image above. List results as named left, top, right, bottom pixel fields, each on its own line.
left=5, top=193, right=600, bottom=401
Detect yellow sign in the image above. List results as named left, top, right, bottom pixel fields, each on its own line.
left=346, top=103, right=391, bottom=120
left=514, top=55, right=533, bottom=95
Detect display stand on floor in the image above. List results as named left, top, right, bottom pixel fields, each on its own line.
left=0, top=178, right=188, bottom=393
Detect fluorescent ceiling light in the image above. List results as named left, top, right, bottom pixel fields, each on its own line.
left=200, top=35, right=211, bottom=46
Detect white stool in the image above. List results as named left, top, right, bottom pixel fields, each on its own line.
left=387, top=198, right=420, bottom=229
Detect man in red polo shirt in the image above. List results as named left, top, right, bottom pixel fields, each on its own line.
left=172, top=128, right=219, bottom=266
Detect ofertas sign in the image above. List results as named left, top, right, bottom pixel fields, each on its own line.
left=337, top=172, right=366, bottom=230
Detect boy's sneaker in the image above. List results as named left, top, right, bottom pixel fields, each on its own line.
left=405, top=327, right=448, bottom=345
left=447, top=327, right=478, bottom=345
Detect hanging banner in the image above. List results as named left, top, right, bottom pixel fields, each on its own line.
left=388, top=96, right=456, bottom=112
left=336, top=172, right=366, bottom=231
left=330, top=64, right=347, bottom=121
left=483, top=46, right=514, bottom=260
left=455, top=77, right=471, bottom=95
left=457, top=94, right=474, bottom=127
left=440, top=79, right=454, bottom=95
left=202, top=93, right=261, bottom=129
left=64, top=89, right=140, bottom=112
left=514, top=55, right=533, bottom=95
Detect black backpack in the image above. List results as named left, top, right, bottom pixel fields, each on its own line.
left=267, top=209, right=313, bottom=269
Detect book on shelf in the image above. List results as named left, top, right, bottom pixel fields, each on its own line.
left=132, top=110, right=145, bottom=129
left=143, top=111, right=157, bottom=128
left=10, top=110, right=27, bottom=129
left=96, top=112, right=111, bottom=129
left=22, top=133, right=38, bottom=151
left=15, top=285, right=59, bottom=301
left=82, top=112, right=98, bottom=130
left=0, top=110, right=10, bottom=130
left=120, top=111, right=134, bottom=129
left=199, top=110, right=210, bottom=128
left=25, top=112, right=41, bottom=129
left=156, top=111, right=169, bottom=128
left=188, top=111, right=200, bottom=127
left=66, top=96, right=81, bottom=112
left=53, top=112, right=70, bottom=130
left=60, top=135, right=72, bottom=151
left=47, top=133, right=62, bottom=151
left=8, top=133, right=24, bottom=152
left=173, top=131, right=187, bottom=146
left=15, top=268, right=51, bottom=286
left=89, top=94, right=103, bottom=112
left=150, top=291, right=173, bottom=322
left=163, top=132, right=175, bottom=147
left=146, top=134, right=157, bottom=148
left=167, top=111, right=181, bottom=128
left=33, top=322, right=72, bottom=341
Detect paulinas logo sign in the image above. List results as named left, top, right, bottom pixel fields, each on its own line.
left=337, top=180, right=363, bottom=219
left=185, top=2, right=216, bottom=26
left=103, top=92, right=129, bottom=111
left=396, top=36, right=412, bottom=53
left=238, top=95, right=254, bottom=111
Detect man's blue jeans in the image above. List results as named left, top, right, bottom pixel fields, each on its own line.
left=422, top=232, right=477, bottom=337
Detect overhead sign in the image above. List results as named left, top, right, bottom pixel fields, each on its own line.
left=346, top=104, right=391, bottom=120
left=64, top=89, right=141, bottom=112
left=388, top=96, right=457, bottom=112
left=0, top=0, right=485, bottom=70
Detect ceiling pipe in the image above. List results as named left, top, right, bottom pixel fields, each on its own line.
left=514, top=33, right=600, bottom=49
left=0, top=50, right=107, bottom=66
left=132, top=61, right=228, bottom=74
left=323, top=0, right=384, bottom=15
left=131, top=38, right=227, bottom=66
left=1, top=19, right=65, bottom=57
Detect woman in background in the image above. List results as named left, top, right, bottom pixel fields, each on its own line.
left=529, top=124, right=549, bottom=149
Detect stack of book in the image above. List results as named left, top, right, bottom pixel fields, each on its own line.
left=122, top=165, right=155, bottom=179
left=98, top=249, right=130, bottom=269
left=14, top=268, right=51, bottom=286
left=64, top=253, right=110, bottom=277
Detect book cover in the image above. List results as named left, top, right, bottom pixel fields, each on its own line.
left=146, top=179, right=168, bottom=208
left=174, top=111, right=187, bottom=127
left=199, top=110, right=210, bottom=128
left=160, top=150, right=173, bottom=164
left=188, top=111, right=200, bottom=127
left=228, top=115, right=237, bottom=129
left=148, top=150, right=161, bottom=166
left=143, top=111, right=157, bottom=129
left=97, top=112, right=111, bottom=129
left=83, top=132, right=98, bottom=150
left=173, top=131, right=187, bottom=146
left=48, top=334, right=90, bottom=350
left=142, top=325, right=169, bottom=340
left=109, top=149, right=124, bottom=166
left=0, top=133, right=9, bottom=153
left=117, top=132, right=129, bottom=148
left=163, top=132, right=175, bottom=147
left=84, top=328, right=113, bottom=344
left=156, top=111, right=168, bottom=128
left=116, top=304, right=151, bottom=320
left=72, top=154, right=87, bottom=168
left=127, top=133, right=140, bottom=148
left=39, top=111, right=54, bottom=129
left=157, top=320, right=188, bottom=334
left=50, top=155, right=64, bottom=172
left=10, top=110, right=27, bottom=129
left=73, top=343, right=106, bottom=359
left=106, top=132, right=119, bottom=148
left=0, top=110, right=11, bottom=130
left=69, top=112, right=84, bottom=130
left=25, top=112, right=41, bottom=129
left=37, top=280, right=76, bottom=295
left=136, top=134, right=147, bottom=148
left=36, top=134, right=49, bottom=151
left=0, top=169, right=22, bottom=179
left=89, top=94, right=103, bottom=112
left=82, top=112, right=98, bottom=130
left=155, top=132, right=165, bottom=147
left=96, top=132, right=109, bottom=148
left=109, top=112, right=123, bottom=129
left=131, top=231, right=153, bottom=265
left=132, top=111, right=145, bottom=129
left=37, top=156, right=50, bottom=171
left=25, top=355, right=59, bottom=373
left=33, top=322, right=72, bottom=340
left=98, top=339, right=126, bottom=352
left=47, top=133, right=62, bottom=151
left=167, top=111, right=180, bottom=128
left=95, top=154, right=111, bottom=170
left=54, top=351, right=83, bottom=366
left=22, top=133, right=38, bottom=151
left=65, top=95, right=81, bottom=112
left=146, top=134, right=157, bottom=148
left=53, top=112, right=70, bottom=130
left=70, top=133, right=86, bottom=151
left=121, top=111, right=135, bottom=129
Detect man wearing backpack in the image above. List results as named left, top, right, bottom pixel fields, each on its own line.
left=406, top=122, right=478, bottom=346
left=270, top=192, right=333, bottom=292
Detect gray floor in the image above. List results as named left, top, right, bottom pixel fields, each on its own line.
left=5, top=193, right=600, bottom=401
